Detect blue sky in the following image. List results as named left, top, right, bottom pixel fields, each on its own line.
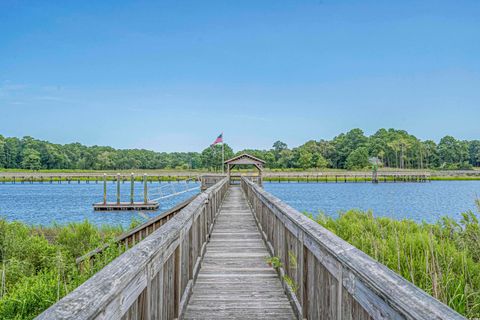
left=1, top=0, right=479, bottom=152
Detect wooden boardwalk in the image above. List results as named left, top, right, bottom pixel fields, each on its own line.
left=184, top=186, right=295, bottom=319
left=38, top=176, right=465, bottom=320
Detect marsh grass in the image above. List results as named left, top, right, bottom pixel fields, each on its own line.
left=0, top=220, right=126, bottom=319
left=309, top=206, right=480, bottom=318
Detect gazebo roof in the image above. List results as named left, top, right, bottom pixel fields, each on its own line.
left=224, top=153, right=266, bottom=166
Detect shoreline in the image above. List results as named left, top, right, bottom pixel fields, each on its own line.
left=1, top=169, right=479, bottom=182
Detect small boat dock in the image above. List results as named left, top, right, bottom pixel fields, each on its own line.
left=93, top=173, right=159, bottom=211
left=93, top=201, right=159, bottom=211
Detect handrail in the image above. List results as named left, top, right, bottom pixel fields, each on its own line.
left=76, top=194, right=198, bottom=269
left=241, top=177, right=464, bottom=320
left=37, top=177, right=229, bottom=320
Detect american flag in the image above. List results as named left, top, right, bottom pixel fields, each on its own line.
left=211, top=133, right=223, bottom=146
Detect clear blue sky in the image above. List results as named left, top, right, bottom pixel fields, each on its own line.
left=1, top=0, right=479, bottom=152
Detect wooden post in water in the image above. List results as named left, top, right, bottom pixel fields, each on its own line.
left=116, top=174, right=121, bottom=205
left=103, top=174, right=107, bottom=205
left=143, top=174, right=148, bottom=204
left=130, top=173, right=134, bottom=204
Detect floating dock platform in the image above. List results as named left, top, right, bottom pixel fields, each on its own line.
left=93, top=201, right=159, bottom=211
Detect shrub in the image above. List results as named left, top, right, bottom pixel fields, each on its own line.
left=0, top=220, right=125, bottom=320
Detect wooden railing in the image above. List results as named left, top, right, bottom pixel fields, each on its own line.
left=37, top=177, right=229, bottom=320
left=241, top=177, right=465, bottom=320
left=76, top=195, right=198, bottom=269
left=200, top=174, right=225, bottom=190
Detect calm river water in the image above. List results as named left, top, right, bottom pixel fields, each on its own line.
left=0, top=181, right=479, bottom=226
left=265, top=181, right=480, bottom=223
left=0, top=181, right=200, bottom=227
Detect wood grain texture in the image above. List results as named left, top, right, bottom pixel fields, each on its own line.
left=183, top=186, right=296, bottom=320
left=241, top=177, right=466, bottom=320
left=77, top=195, right=198, bottom=268
left=37, top=176, right=465, bottom=320
left=37, top=178, right=228, bottom=320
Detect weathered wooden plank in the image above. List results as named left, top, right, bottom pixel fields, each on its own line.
left=183, top=186, right=296, bottom=320
left=241, top=177, right=465, bottom=320
left=37, top=178, right=229, bottom=320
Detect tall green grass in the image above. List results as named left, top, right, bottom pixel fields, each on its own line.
left=0, top=220, right=128, bottom=319
left=2, top=205, right=480, bottom=318
left=309, top=201, right=480, bottom=318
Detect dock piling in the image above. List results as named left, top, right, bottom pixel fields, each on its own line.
left=130, top=173, right=134, bottom=204
left=103, top=174, right=107, bottom=205
left=94, top=172, right=158, bottom=211
left=143, top=174, right=148, bottom=204
left=116, top=174, right=121, bottom=204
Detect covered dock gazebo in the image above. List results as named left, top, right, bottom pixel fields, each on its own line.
left=224, top=153, right=265, bottom=186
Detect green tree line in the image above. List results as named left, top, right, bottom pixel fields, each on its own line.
left=1, top=128, right=479, bottom=171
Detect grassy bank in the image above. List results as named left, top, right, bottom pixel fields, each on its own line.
left=2, top=168, right=479, bottom=183
left=263, top=175, right=430, bottom=182
left=1, top=175, right=479, bottom=183
left=0, top=220, right=135, bottom=319
left=308, top=202, right=480, bottom=318
left=0, top=175, right=200, bottom=183
left=430, top=176, right=480, bottom=181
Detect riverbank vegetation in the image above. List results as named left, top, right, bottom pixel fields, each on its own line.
left=1, top=128, right=479, bottom=171
left=0, top=220, right=131, bottom=319
left=1, top=208, right=479, bottom=318
left=309, top=200, right=480, bottom=318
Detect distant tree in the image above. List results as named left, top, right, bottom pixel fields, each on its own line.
left=201, top=144, right=234, bottom=171
left=438, top=136, right=469, bottom=168
left=422, top=140, right=439, bottom=168
left=263, top=151, right=276, bottom=168
left=345, top=147, right=370, bottom=170
left=4, top=137, right=21, bottom=168
left=0, top=129, right=478, bottom=171
left=0, top=135, right=5, bottom=168
left=333, top=129, right=368, bottom=168
left=21, top=148, right=41, bottom=170
left=316, top=140, right=335, bottom=168
left=278, top=149, right=294, bottom=168
left=468, top=141, right=480, bottom=167
left=272, top=141, right=288, bottom=162
left=315, top=154, right=328, bottom=168
left=298, top=149, right=313, bottom=169
left=95, top=151, right=115, bottom=170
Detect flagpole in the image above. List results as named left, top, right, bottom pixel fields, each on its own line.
left=222, top=135, right=225, bottom=174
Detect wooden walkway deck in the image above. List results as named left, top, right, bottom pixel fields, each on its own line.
left=38, top=177, right=465, bottom=320
left=184, top=186, right=295, bottom=319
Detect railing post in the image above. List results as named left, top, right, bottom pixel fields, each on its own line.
left=297, top=231, right=306, bottom=317
left=174, top=236, right=182, bottom=318
left=116, top=173, right=121, bottom=204
left=337, top=266, right=343, bottom=319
